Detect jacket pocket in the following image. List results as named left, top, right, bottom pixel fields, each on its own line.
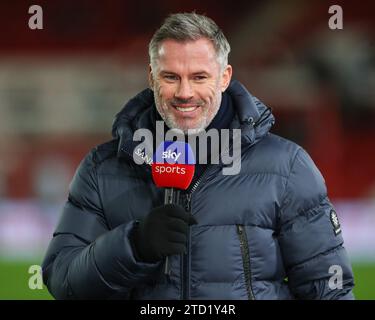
left=236, top=225, right=255, bottom=300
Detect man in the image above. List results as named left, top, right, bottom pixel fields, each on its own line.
left=42, top=13, right=354, bottom=299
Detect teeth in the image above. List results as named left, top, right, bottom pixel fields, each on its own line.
left=175, top=106, right=197, bottom=112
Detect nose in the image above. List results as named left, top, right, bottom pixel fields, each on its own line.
left=174, top=79, right=193, bottom=100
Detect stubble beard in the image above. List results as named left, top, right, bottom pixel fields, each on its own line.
left=153, top=82, right=222, bottom=135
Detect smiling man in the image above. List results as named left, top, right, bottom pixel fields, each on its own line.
left=150, top=37, right=232, bottom=134
left=42, top=13, right=354, bottom=300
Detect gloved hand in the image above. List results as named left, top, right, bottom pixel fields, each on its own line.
left=132, top=204, right=197, bottom=263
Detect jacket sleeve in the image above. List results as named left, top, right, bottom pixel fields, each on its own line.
left=278, top=148, right=355, bottom=300
left=41, top=149, right=162, bottom=299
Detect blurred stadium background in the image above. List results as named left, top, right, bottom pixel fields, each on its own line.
left=0, top=0, right=374, bottom=299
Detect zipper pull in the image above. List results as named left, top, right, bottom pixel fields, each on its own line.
left=237, top=225, right=243, bottom=234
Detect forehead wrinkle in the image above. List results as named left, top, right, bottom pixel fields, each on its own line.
left=156, top=39, right=218, bottom=75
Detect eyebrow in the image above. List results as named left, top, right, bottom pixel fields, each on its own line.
left=159, top=71, right=177, bottom=75
left=159, top=70, right=210, bottom=76
left=192, top=71, right=210, bottom=75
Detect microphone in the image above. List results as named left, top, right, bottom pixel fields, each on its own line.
left=152, top=141, right=195, bottom=275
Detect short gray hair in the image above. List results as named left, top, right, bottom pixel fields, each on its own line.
left=149, top=12, right=231, bottom=71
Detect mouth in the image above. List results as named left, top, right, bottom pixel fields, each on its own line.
left=171, top=104, right=201, bottom=116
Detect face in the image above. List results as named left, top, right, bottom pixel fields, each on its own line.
left=149, top=38, right=232, bottom=134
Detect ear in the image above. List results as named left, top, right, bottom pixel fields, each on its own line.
left=148, top=64, right=154, bottom=90
left=220, top=64, right=233, bottom=92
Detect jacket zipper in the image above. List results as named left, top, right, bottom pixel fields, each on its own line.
left=181, top=167, right=212, bottom=300
left=181, top=193, right=192, bottom=300
left=236, top=225, right=255, bottom=300
left=180, top=140, right=240, bottom=299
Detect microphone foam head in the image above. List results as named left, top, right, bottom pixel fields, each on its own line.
left=152, top=141, right=195, bottom=190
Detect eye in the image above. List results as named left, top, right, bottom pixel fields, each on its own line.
left=164, top=74, right=179, bottom=81
left=193, top=75, right=207, bottom=81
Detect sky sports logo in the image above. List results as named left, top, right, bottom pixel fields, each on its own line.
left=154, top=149, right=185, bottom=174
left=151, top=141, right=196, bottom=189
left=153, top=164, right=187, bottom=175
left=154, top=140, right=195, bottom=165
left=162, top=150, right=182, bottom=162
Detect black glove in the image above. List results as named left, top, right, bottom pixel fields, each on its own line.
left=132, top=204, right=197, bottom=263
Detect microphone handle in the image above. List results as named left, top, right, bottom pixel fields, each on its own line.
left=164, top=188, right=180, bottom=275
left=164, top=187, right=180, bottom=204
